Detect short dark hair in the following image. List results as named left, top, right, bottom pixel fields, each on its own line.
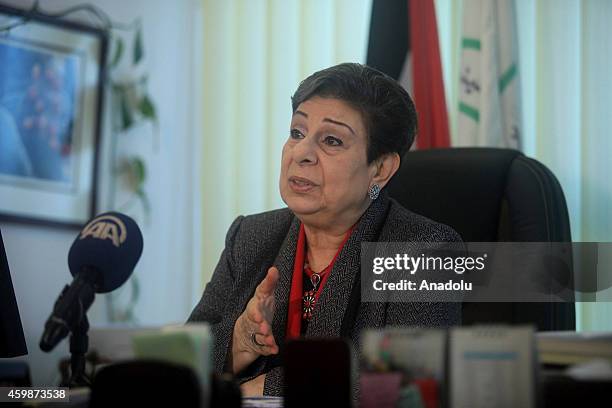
left=291, top=63, right=417, bottom=163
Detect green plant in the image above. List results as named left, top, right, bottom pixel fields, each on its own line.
left=105, top=18, right=158, bottom=324
left=107, top=20, right=158, bottom=220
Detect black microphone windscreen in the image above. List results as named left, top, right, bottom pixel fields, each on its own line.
left=68, top=212, right=143, bottom=293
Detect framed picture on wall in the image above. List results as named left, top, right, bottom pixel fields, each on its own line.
left=0, top=4, right=107, bottom=228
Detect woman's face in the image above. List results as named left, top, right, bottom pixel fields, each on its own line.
left=280, top=96, right=376, bottom=228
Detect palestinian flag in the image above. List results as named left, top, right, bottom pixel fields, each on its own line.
left=457, top=0, right=522, bottom=148
left=366, top=0, right=450, bottom=149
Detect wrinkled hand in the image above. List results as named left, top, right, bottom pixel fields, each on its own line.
left=232, top=267, right=279, bottom=374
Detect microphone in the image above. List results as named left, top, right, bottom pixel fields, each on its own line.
left=40, top=212, right=143, bottom=352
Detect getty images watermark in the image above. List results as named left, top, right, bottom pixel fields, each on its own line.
left=371, top=252, right=488, bottom=291
left=361, top=242, right=612, bottom=303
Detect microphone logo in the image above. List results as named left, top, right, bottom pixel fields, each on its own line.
left=80, top=215, right=127, bottom=247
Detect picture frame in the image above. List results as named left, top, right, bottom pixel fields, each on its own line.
left=0, top=4, right=107, bottom=228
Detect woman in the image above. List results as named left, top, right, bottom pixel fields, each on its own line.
left=188, top=63, right=461, bottom=396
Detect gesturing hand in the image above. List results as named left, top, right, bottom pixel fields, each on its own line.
left=231, top=266, right=279, bottom=374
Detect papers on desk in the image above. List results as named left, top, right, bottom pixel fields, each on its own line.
left=537, top=330, right=612, bottom=365
left=132, top=323, right=212, bottom=402
left=362, top=328, right=446, bottom=378
left=360, top=326, right=537, bottom=408
left=450, top=326, right=536, bottom=408
left=88, top=323, right=213, bottom=407
left=242, top=396, right=283, bottom=408
left=361, top=328, right=446, bottom=408
left=89, top=325, right=161, bottom=361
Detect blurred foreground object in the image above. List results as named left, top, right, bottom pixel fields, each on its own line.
left=0, top=228, right=27, bottom=357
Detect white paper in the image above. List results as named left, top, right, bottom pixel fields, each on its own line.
left=450, top=326, right=536, bottom=408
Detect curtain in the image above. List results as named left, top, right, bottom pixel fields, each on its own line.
left=197, top=0, right=373, bottom=295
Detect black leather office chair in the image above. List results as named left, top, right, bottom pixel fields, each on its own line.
left=90, top=360, right=202, bottom=407
left=387, top=148, right=575, bottom=330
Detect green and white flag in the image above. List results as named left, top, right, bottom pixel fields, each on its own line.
left=457, top=0, right=521, bottom=148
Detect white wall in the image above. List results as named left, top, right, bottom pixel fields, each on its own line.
left=0, top=0, right=202, bottom=385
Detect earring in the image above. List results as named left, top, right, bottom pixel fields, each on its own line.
left=368, top=184, right=381, bottom=200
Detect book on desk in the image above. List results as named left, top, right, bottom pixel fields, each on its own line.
left=537, top=330, right=612, bottom=366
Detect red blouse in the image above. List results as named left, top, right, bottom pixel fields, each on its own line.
left=286, top=223, right=354, bottom=339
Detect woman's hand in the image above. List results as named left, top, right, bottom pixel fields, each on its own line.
left=231, top=266, right=280, bottom=374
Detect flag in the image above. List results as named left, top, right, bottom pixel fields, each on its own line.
left=366, top=0, right=450, bottom=149
left=457, top=0, right=522, bottom=148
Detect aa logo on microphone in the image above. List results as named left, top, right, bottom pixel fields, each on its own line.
left=80, top=215, right=127, bottom=247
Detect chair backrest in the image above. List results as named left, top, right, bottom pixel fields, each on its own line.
left=90, top=360, right=202, bottom=407
left=387, top=147, right=575, bottom=330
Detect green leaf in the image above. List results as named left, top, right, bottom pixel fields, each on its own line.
left=110, top=36, right=124, bottom=68
left=136, top=188, right=151, bottom=214
left=130, top=276, right=140, bottom=308
left=139, top=94, right=157, bottom=121
left=133, top=25, right=144, bottom=64
left=111, top=82, right=127, bottom=92
left=130, top=157, right=146, bottom=187
left=119, top=90, right=134, bottom=130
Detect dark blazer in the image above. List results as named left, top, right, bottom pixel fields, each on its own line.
left=188, top=191, right=462, bottom=396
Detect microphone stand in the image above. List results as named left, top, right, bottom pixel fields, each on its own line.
left=68, top=314, right=91, bottom=387
left=55, top=269, right=96, bottom=388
